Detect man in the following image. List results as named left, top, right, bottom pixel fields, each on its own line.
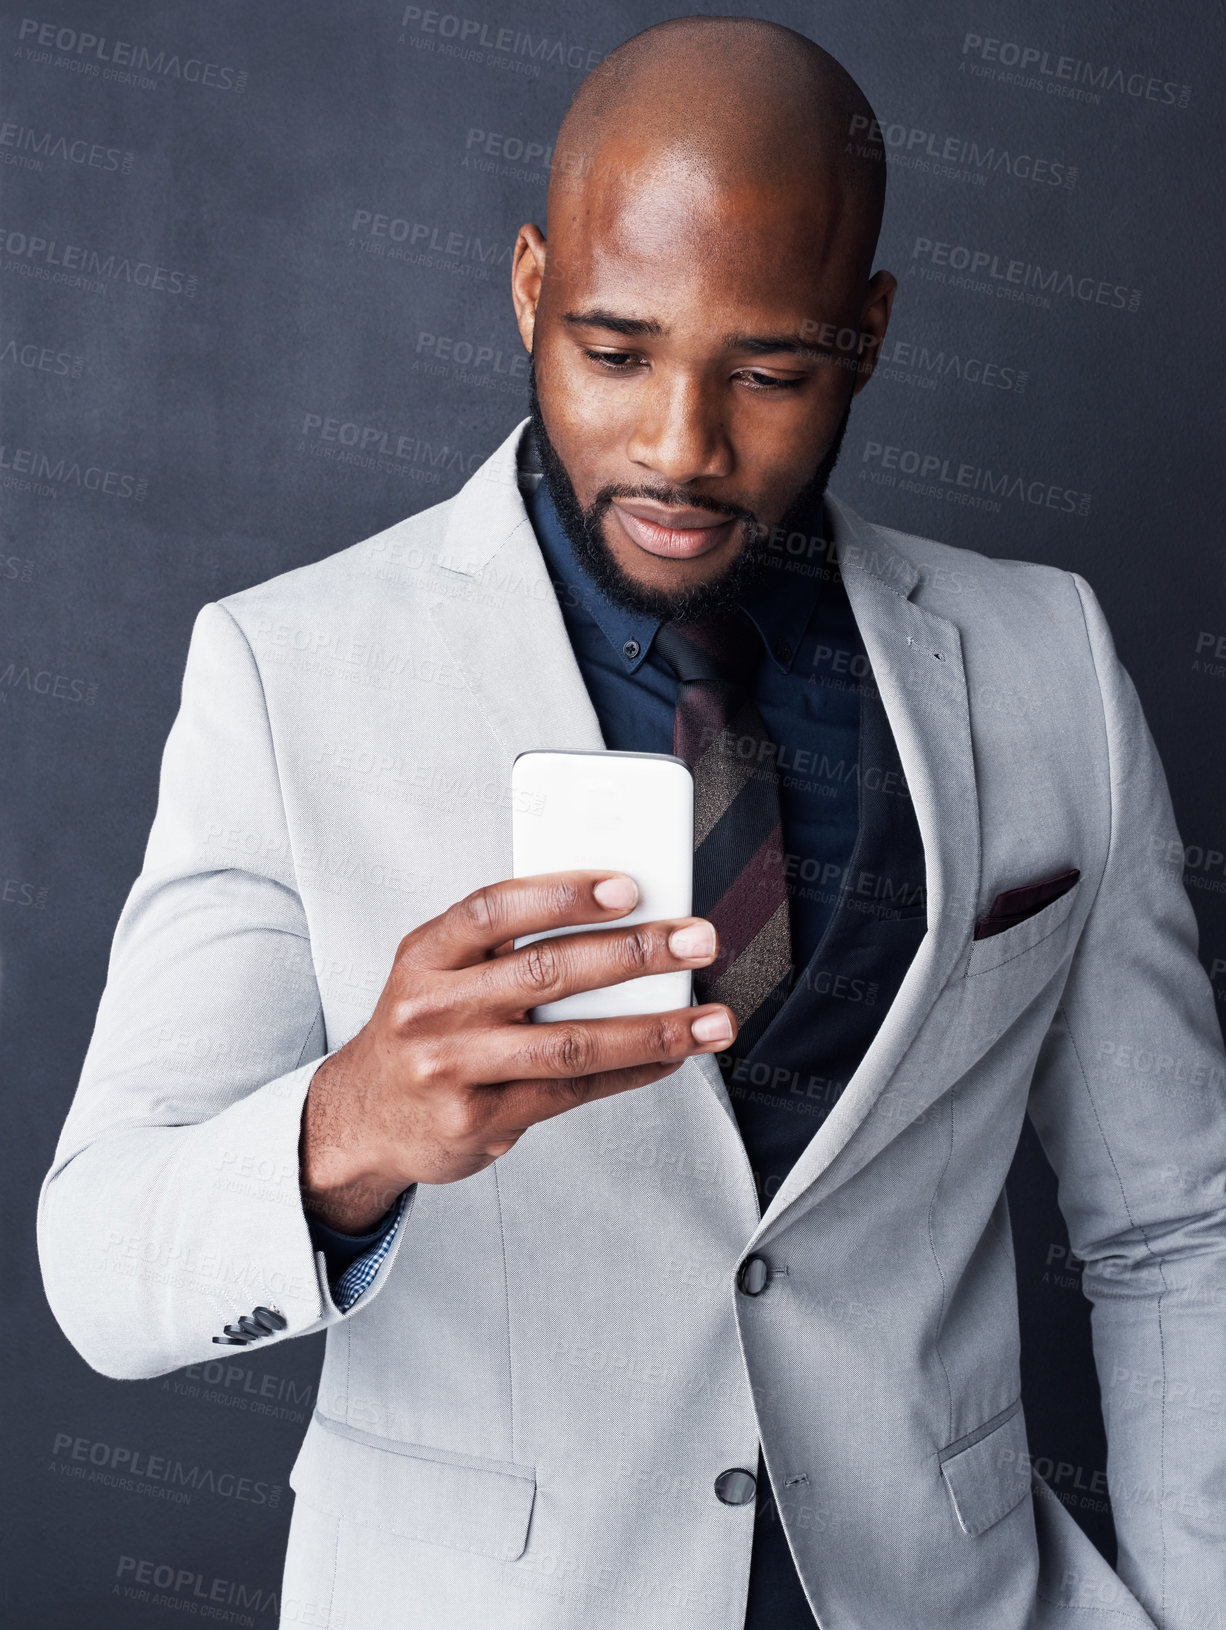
left=38, top=17, right=1226, bottom=1630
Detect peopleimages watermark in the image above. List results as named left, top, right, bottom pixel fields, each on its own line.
left=0, top=119, right=134, bottom=174
left=414, top=329, right=529, bottom=390
left=15, top=17, right=248, bottom=92
left=300, top=411, right=484, bottom=475
left=1, top=875, right=48, bottom=909
left=874, top=334, right=1028, bottom=394
left=958, top=33, right=1191, bottom=110
left=162, top=1359, right=315, bottom=1425
left=848, top=114, right=1076, bottom=189
left=397, top=7, right=606, bottom=76
left=462, top=125, right=553, bottom=184
left=115, top=1556, right=277, bottom=1622
left=51, top=1432, right=281, bottom=1507
left=346, top=208, right=511, bottom=281
left=910, top=237, right=1140, bottom=313
left=0, top=224, right=198, bottom=297
left=0, top=334, right=85, bottom=376
left=1193, top=630, right=1226, bottom=681
left=0, top=441, right=147, bottom=500
left=0, top=658, right=97, bottom=704
left=859, top=441, right=1091, bottom=518
left=296, top=411, right=485, bottom=489
left=790, top=317, right=1027, bottom=395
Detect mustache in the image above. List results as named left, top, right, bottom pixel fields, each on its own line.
left=588, top=485, right=758, bottom=527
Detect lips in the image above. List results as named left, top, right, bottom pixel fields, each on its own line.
left=611, top=499, right=740, bottom=560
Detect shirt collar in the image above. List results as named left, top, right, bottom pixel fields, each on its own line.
left=526, top=477, right=659, bottom=673
left=524, top=476, right=827, bottom=676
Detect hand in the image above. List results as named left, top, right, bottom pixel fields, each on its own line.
left=300, top=870, right=735, bottom=1230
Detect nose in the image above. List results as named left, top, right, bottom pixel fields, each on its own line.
left=625, top=371, right=733, bottom=488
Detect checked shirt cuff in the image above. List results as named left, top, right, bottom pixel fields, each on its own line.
left=307, top=1190, right=410, bottom=1313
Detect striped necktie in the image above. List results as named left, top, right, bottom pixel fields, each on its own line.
left=653, top=612, right=794, bottom=1051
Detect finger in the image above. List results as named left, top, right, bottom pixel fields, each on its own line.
left=452, top=1003, right=736, bottom=1092
left=490, top=1050, right=722, bottom=1134
left=415, top=871, right=642, bottom=971
left=465, top=915, right=720, bottom=1016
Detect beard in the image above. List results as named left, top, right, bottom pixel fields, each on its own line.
left=527, top=366, right=852, bottom=624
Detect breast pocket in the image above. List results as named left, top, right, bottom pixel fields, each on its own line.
left=290, top=1411, right=537, bottom=1562
left=965, top=879, right=1081, bottom=978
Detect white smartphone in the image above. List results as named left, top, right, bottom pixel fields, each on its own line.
left=511, top=749, right=694, bottom=1022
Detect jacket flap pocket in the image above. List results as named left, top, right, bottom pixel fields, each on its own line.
left=291, top=1412, right=536, bottom=1561
left=939, top=1403, right=1031, bottom=1538
left=966, top=881, right=1080, bottom=977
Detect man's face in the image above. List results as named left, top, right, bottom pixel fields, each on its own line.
left=512, top=146, right=894, bottom=619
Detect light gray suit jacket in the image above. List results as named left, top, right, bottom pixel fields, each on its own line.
left=39, top=419, right=1226, bottom=1628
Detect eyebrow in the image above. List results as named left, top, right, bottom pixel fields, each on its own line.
left=723, top=329, right=841, bottom=361
left=725, top=331, right=835, bottom=360
left=562, top=309, right=833, bottom=360
left=562, top=309, right=664, bottom=338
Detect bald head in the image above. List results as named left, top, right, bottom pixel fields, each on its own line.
left=550, top=16, right=886, bottom=280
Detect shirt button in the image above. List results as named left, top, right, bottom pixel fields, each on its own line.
left=774, top=639, right=792, bottom=663
left=714, top=1467, right=758, bottom=1506
left=738, top=1257, right=770, bottom=1296
left=622, top=639, right=640, bottom=661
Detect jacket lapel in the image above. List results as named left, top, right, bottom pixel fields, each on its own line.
left=745, top=495, right=981, bottom=1246
left=428, top=422, right=607, bottom=762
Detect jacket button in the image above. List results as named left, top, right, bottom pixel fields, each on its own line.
left=714, top=1467, right=757, bottom=1506
left=738, top=1257, right=769, bottom=1296
left=252, top=1306, right=287, bottom=1332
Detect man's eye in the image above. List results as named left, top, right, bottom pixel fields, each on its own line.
left=584, top=349, right=638, bottom=370
left=738, top=371, right=805, bottom=391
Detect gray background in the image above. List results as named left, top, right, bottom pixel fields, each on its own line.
left=2, top=2, right=1223, bottom=1623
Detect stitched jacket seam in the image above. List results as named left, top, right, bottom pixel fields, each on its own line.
left=928, top=1088, right=957, bottom=1443
left=1064, top=572, right=1169, bottom=1617
left=493, top=1163, right=516, bottom=1463
left=1034, top=1594, right=1146, bottom=1619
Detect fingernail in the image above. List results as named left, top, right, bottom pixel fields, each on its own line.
left=669, top=922, right=716, bottom=959
left=691, top=1010, right=733, bottom=1043
left=593, top=875, right=637, bottom=910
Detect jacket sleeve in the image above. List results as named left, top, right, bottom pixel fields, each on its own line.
left=37, top=600, right=411, bottom=1380
left=1024, top=574, right=1226, bottom=1628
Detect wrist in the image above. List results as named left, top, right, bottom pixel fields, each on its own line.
left=302, top=1169, right=408, bottom=1234
left=300, top=1047, right=408, bottom=1232
left=308, top=1194, right=404, bottom=1245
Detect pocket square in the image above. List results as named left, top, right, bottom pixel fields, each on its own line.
left=973, top=869, right=1080, bottom=940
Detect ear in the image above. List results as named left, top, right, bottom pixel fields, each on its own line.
left=511, top=224, right=547, bottom=356
left=851, top=269, right=897, bottom=396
